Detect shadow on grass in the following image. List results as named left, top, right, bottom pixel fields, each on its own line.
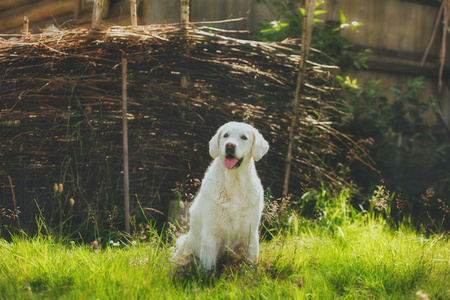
left=170, top=246, right=300, bottom=289
left=170, top=248, right=268, bottom=286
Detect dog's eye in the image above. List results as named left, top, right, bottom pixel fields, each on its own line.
left=223, top=133, right=229, bottom=138
left=241, top=135, right=248, bottom=140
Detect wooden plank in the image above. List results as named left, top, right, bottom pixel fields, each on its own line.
left=351, top=44, right=439, bottom=63
left=337, top=0, right=440, bottom=56
left=143, top=0, right=180, bottom=24
left=365, top=59, right=449, bottom=78
left=401, top=0, right=440, bottom=7
left=0, top=0, right=73, bottom=32
left=0, top=0, right=36, bottom=12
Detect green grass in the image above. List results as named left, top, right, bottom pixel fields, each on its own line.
left=1, top=194, right=449, bottom=299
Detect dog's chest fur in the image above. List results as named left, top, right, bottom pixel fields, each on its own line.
left=216, top=175, right=254, bottom=205
left=199, top=166, right=262, bottom=238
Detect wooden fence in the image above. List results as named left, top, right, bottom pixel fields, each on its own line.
left=1, top=1, right=447, bottom=129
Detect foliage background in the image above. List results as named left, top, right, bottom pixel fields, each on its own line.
left=257, top=0, right=450, bottom=231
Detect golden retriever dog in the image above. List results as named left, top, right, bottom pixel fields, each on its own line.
left=173, top=122, right=269, bottom=271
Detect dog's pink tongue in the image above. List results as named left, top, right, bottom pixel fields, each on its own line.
left=224, top=157, right=238, bottom=169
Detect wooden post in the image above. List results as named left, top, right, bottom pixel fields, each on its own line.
left=92, top=0, right=103, bottom=30
left=130, top=0, right=137, bottom=27
left=22, top=16, right=29, bottom=36
left=422, top=0, right=449, bottom=93
left=122, top=58, right=130, bottom=234
left=420, top=1, right=444, bottom=66
left=438, top=0, right=449, bottom=92
left=180, top=0, right=189, bottom=31
left=282, top=0, right=315, bottom=198
left=180, top=0, right=190, bottom=88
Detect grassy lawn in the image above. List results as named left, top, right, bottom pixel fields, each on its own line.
left=1, top=194, right=449, bottom=299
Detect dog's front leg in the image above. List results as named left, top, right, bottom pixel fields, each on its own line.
left=199, top=235, right=219, bottom=271
left=246, top=229, right=260, bottom=264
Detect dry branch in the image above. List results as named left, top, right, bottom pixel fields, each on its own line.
left=283, top=0, right=315, bottom=197
left=122, top=57, right=130, bottom=234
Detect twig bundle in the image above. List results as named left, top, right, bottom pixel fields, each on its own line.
left=0, top=24, right=366, bottom=231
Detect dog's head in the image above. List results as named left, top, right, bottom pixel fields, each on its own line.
left=209, top=122, right=269, bottom=169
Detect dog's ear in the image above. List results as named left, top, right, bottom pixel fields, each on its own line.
left=209, top=129, right=221, bottom=158
left=252, top=129, right=269, bottom=161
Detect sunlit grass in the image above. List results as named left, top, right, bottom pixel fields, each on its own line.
left=284, top=223, right=450, bottom=299
left=0, top=191, right=449, bottom=299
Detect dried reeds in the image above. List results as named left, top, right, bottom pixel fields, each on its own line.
left=0, top=24, right=368, bottom=234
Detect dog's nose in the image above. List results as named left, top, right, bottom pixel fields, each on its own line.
left=226, top=142, right=236, bottom=149
left=225, top=143, right=236, bottom=156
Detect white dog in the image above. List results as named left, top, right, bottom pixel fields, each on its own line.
left=173, top=121, right=269, bottom=271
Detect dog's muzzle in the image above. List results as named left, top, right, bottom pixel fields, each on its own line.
left=225, top=143, right=236, bottom=156
left=224, top=143, right=243, bottom=169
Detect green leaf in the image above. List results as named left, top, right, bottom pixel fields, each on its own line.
left=314, top=10, right=327, bottom=16
left=315, top=0, right=325, bottom=7
left=259, top=28, right=273, bottom=34
left=331, top=27, right=340, bottom=33
left=390, top=86, right=402, bottom=94
left=339, top=10, right=346, bottom=24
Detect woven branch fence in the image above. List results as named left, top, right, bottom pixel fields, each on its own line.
left=0, top=24, right=367, bottom=236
